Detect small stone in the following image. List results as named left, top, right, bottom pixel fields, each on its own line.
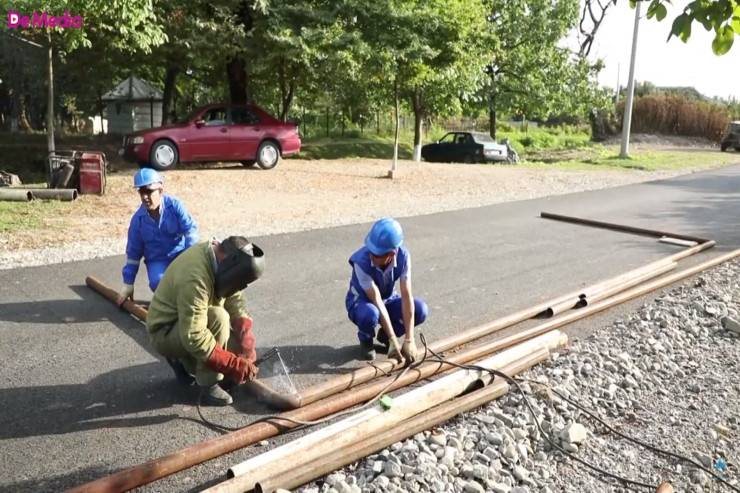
left=464, top=480, right=485, bottom=493
left=560, top=423, right=588, bottom=444
left=722, top=316, right=740, bottom=334
left=429, top=431, right=447, bottom=447
left=383, top=461, right=402, bottom=478
left=491, top=484, right=512, bottom=493
left=513, top=465, right=529, bottom=481
left=258, top=440, right=269, bottom=446
left=373, top=475, right=390, bottom=488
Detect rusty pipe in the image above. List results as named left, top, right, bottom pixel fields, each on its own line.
left=27, top=188, right=78, bottom=201
left=540, top=212, right=709, bottom=243
left=70, top=248, right=738, bottom=493
left=254, top=349, right=548, bottom=493
left=0, top=189, right=34, bottom=201
left=85, top=276, right=148, bottom=322
left=583, top=262, right=676, bottom=306
left=243, top=380, right=301, bottom=411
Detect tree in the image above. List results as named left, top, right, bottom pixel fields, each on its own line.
left=483, top=0, right=591, bottom=138
left=580, top=0, right=740, bottom=55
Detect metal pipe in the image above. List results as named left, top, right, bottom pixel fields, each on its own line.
left=71, top=248, right=735, bottom=493
left=217, top=332, right=567, bottom=490
left=584, top=262, right=676, bottom=306
left=254, top=349, right=549, bottom=493
left=27, top=188, right=78, bottom=201
left=579, top=240, right=713, bottom=301
left=540, top=212, right=709, bottom=243
left=85, top=276, right=148, bottom=322
left=0, top=189, right=34, bottom=202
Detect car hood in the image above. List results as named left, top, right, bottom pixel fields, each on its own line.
left=128, top=122, right=190, bottom=137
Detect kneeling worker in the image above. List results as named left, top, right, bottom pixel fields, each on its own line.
left=146, top=235, right=264, bottom=406
left=345, top=218, right=429, bottom=363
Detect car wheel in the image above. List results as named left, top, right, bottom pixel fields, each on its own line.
left=256, top=141, right=281, bottom=170
left=149, top=140, right=179, bottom=170
left=241, top=160, right=256, bottom=168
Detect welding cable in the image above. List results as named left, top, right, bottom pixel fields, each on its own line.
left=419, top=334, right=739, bottom=492
left=196, top=345, right=433, bottom=433
left=519, top=377, right=740, bottom=493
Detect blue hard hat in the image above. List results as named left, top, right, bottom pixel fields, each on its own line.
left=365, top=218, right=404, bottom=256
left=133, top=168, right=163, bottom=188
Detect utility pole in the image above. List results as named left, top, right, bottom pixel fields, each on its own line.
left=615, top=63, right=620, bottom=107
left=620, top=1, right=641, bottom=158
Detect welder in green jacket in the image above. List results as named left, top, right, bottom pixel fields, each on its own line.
left=146, top=235, right=265, bottom=406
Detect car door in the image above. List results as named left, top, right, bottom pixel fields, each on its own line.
left=434, top=133, right=456, bottom=162
left=189, top=106, right=230, bottom=160
left=228, top=106, right=263, bottom=159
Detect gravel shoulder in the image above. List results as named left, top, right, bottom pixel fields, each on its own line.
left=0, top=156, right=731, bottom=270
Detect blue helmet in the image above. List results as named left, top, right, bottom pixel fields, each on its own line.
left=133, top=168, right=164, bottom=188
left=365, top=218, right=404, bottom=255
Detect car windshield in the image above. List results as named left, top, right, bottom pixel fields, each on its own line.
left=471, top=133, right=494, bottom=143
left=731, top=123, right=740, bottom=133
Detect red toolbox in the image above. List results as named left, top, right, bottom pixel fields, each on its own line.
left=77, top=152, right=107, bottom=195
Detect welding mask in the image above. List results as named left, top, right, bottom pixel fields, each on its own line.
left=215, top=237, right=265, bottom=299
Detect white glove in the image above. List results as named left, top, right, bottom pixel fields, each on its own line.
left=116, top=284, right=134, bottom=306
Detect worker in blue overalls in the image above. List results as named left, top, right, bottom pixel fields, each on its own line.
left=345, top=217, right=429, bottom=362
left=116, top=168, right=199, bottom=306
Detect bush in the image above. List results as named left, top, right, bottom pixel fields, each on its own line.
left=617, top=95, right=730, bottom=142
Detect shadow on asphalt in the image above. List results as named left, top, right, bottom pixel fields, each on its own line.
left=0, top=362, right=193, bottom=441
left=641, top=171, right=740, bottom=247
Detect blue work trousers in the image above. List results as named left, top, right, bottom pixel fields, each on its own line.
left=348, top=295, right=428, bottom=343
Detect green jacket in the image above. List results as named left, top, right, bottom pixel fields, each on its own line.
left=146, top=241, right=249, bottom=360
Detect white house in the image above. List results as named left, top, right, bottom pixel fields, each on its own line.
left=102, top=76, right=163, bottom=134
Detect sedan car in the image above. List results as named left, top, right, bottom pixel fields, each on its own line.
left=421, top=131, right=518, bottom=164
left=120, top=103, right=301, bottom=170
left=721, top=121, right=740, bottom=152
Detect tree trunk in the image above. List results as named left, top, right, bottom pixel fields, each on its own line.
left=489, top=93, right=497, bottom=141
left=226, top=57, right=249, bottom=104
left=391, top=78, right=400, bottom=177
left=161, top=64, right=179, bottom=124
left=46, top=32, right=55, bottom=154
left=411, top=88, right=424, bottom=162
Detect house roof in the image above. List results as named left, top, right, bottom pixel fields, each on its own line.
left=102, top=76, right=163, bottom=102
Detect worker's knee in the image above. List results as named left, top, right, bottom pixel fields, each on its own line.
left=414, top=298, right=429, bottom=325
left=353, top=303, right=380, bottom=330
left=207, top=306, right=231, bottom=346
left=146, top=260, right=169, bottom=292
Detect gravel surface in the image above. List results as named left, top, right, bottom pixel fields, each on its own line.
left=0, top=158, right=716, bottom=270
left=291, top=260, right=740, bottom=493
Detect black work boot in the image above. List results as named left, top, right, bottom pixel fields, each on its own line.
left=359, top=339, right=376, bottom=361
left=199, top=384, right=234, bottom=406
left=166, top=358, right=195, bottom=387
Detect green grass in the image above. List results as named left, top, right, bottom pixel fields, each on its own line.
left=297, top=135, right=414, bottom=160
left=522, top=145, right=740, bottom=171
left=0, top=198, right=68, bottom=233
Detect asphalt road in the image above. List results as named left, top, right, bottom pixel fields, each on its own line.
left=2, top=163, right=740, bottom=492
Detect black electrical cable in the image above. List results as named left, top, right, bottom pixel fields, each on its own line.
left=196, top=345, right=429, bottom=433
left=419, top=333, right=738, bottom=492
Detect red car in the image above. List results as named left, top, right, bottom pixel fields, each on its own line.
left=119, top=103, right=301, bottom=170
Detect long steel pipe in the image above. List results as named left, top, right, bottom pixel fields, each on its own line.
left=0, top=189, right=34, bottom=201
left=540, top=212, right=709, bottom=243
left=86, top=276, right=148, bottom=321
left=214, top=333, right=566, bottom=491
left=254, top=349, right=548, bottom=493
left=72, top=247, right=735, bottom=493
